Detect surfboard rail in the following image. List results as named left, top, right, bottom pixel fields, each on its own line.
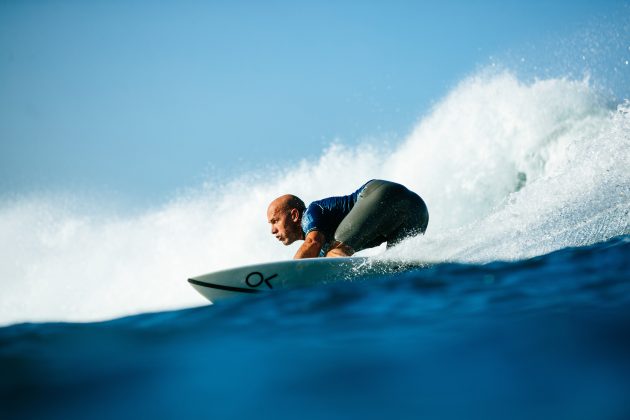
left=188, top=256, right=422, bottom=303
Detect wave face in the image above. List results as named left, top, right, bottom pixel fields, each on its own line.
left=2, top=236, right=630, bottom=420
left=1, top=71, right=628, bottom=325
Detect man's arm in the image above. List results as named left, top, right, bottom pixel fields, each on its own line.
left=293, top=231, right=326, bottom=259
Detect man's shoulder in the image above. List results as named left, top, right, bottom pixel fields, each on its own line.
left=305, top=201, right=324, bottom=215
left=302, top=202, right=324, bottom=232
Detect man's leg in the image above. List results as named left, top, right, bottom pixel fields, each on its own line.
left=334, top=180, right=427, bottom=253
left=386, top=200, right=428, bottom=248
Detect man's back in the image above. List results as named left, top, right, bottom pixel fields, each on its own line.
left=301, top=182, right=370, bottom=241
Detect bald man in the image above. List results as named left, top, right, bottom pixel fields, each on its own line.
left=267, top=179, right=429, bottom=259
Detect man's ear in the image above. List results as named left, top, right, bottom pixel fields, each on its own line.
left=290, top=208, right=300, bottom=222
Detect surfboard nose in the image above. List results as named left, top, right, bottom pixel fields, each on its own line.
left=188, top=277, right=263, bottom=304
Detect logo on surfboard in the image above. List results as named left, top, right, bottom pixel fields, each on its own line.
left=245, top=272, right=278, bottom=289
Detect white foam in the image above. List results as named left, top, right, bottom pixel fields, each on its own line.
left=382, top=72, right=629, bottom=263
left=1, top=71, right=628, bottom=325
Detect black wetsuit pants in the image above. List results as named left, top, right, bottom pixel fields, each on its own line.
left=334, top=180, right=429, bottom=252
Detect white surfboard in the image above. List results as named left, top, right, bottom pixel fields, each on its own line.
left=188, top=257, right=415, bottom=303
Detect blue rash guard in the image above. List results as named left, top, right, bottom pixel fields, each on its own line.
left=301, top=181, right=371, bottom=255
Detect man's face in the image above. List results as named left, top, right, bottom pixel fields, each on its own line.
left=267, top=203, right=300, bottom=245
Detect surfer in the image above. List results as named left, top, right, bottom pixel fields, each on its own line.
left=267, top=180, right=429, bottom=259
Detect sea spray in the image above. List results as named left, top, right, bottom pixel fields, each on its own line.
left=384, top=75, right=629, bottom=263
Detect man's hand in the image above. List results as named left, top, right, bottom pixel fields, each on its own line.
left=293, top=231, right=326, bottom=259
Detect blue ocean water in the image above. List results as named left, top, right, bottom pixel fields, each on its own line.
left=1, top=18, right=629, bottom=416
left=2, top=235, right=629, bottom=420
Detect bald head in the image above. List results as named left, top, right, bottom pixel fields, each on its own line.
left=267, top=194, right=305, bottom=245
left=269, top=194, right=305, bottom=214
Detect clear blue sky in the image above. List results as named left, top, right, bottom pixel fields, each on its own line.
left=1, top=0, right=628, bottom=203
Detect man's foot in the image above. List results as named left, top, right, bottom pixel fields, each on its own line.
left=325, top=242, right=355, bottom=257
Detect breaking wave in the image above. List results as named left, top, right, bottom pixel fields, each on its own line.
left=1, top=70, right=628, bottom=325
